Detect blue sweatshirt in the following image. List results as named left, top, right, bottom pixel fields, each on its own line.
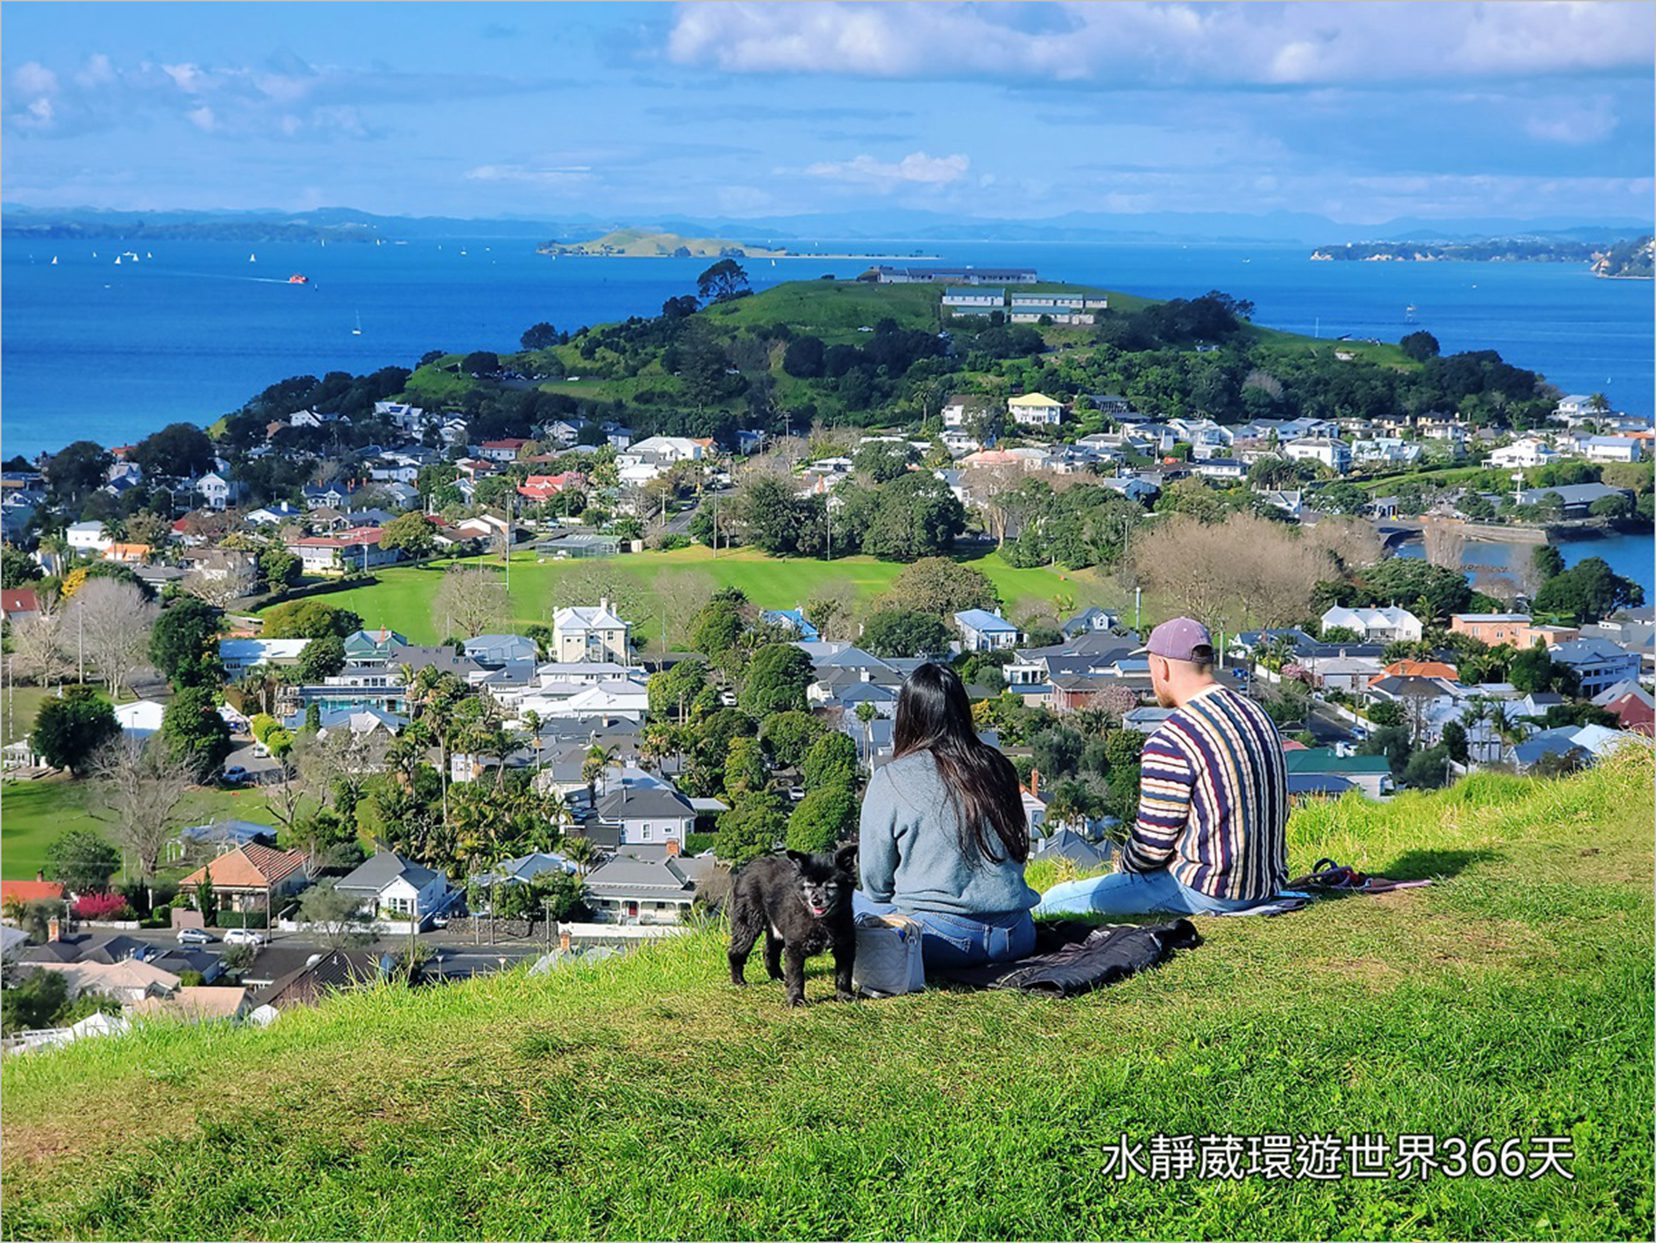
left=858, top=751, right=1040, bottom=917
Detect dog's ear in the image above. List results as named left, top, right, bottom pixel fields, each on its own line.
left=784, top=850, right=812, bottom=870
left=833, top=842, right=858, bottom=874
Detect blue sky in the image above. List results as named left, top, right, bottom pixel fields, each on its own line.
left=4, top=2, right=1653, bottom=226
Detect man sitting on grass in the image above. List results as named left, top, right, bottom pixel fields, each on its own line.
left=1036, top=617, right=1289, bottom=917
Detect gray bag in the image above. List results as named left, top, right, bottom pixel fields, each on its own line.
left=852, top=913, right=926, bottom=997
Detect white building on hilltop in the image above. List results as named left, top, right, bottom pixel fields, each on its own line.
left=552, top=600, right=631, bottom=664
left=1007, top=393, right=1064, bottom=427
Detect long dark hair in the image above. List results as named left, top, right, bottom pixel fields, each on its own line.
left=891, top=662, right=1029, bottom=866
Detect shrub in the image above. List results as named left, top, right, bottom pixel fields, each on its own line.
left=71, top=892, right=136, bottom=921
left=216, top=910, right=270, bottom=930
left=659, top=533, right=691, bottom=551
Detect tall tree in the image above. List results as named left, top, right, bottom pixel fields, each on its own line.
left=67, top=578, right=158, bottom=698
left=33, top=688, right=119, bottom=776
left=695, top=259, right=749, bottom=304
left=161, top=686, right=233, bottom=781
left=90, top=739, right=197, bottom=884
left=149, top=596, right=224, bottom=689
left=432, top=564, right=509, bottom=638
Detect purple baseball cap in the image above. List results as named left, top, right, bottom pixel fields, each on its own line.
left=1134, top=617, right=1214, bottom=661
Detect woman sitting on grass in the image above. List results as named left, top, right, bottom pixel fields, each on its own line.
left=856, top=662, right=1039, bottom=969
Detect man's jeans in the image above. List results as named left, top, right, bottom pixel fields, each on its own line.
left=853, top=892, right=1036, bottom=970
left=1034, top=868, right=1263, bottom=918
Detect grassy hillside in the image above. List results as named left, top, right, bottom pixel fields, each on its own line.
left=699, top=280, right=944, bottom=342
left=4, top=750, right=1650, bottom=1239
left=286, top=546, right=1118, bottom=646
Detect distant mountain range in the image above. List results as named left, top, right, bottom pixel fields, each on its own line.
left=4, top=203, right=1652, bottom=248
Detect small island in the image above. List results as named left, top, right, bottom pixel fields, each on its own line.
left=1310, top=234, right=1653, bottom=278
left=537, top=228, right=933, bottom=260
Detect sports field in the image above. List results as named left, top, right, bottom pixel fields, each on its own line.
left=279, top=546, right=1124, bottom=645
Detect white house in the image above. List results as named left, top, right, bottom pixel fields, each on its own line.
left=285, top=528, right=399, bottom=576
left=114, top=699, right=167, bottom=740
left=1352, top=438, right=1423, bottom=467
left=1488, top=438, right=1562, bottom=469
left=1007, top=393, right=1064, bottom=427
left=594, top=782, right=697, bottom=847
left=1583, top=436, right=1644, bottom=464
left=1284, top=437, right=1352, bottom=474
left=219, top=638, right=311, bottom=679
left=941, top=286, right=1006, bottom=310
left=625, top=436, right=708, bottom=464
left=65, top=521, right=112, bottom=554
left=1320, top=605, right=1423, bottom=644
left=195, top=472, right=244, bottom=511
left=954, top=608, right=1020, bottom=652
left=333, top=850, right=450, bottom=925
left=551, top=600, right=631, bottom=664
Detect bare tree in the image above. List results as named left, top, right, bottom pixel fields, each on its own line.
left=651, top=571, right=717, bottom=651
left=553, top=561, right=647, bottom=632
left=962, top=463, right=1025, bottom=545
left=1300, top=517, right=1384, bottom=577
left=1421, top=516, right=1466, bottom=571
left=182, top=555, right=258, bottom=609
left=67, top=578, right=158, bottom=698
left=293, top=726, right=389, bottom=813
left=432, top=564, right=509, bottom=639
left=90, top=738, right=196, bottom=884
left=8, top=603, right=70, bottom=688
left=1131, top=513, right=1327, bottom=638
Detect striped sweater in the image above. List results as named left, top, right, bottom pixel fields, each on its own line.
left=1124, top=686, right=1288, bottom=901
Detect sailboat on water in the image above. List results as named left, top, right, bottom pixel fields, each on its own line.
left=50, top=256, right=58, bottom=266
left=113, top=256, right=122, bottom=266
left=249, top=252, right=257, bottom=264
left=352, top=311, right=363, bottom=337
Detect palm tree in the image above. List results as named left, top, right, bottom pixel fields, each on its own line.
left=562, top=835, right=599, bottom=876
left=582, top=743, right=619, bottom=809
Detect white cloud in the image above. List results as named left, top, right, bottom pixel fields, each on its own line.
left=185, top=105, right=216, bottom=132
left=12, top=62, right=59, bottom=96
left=667, top=2, right=1654, bottom=85
left=1524, top=96, right=1618, bottom=145
left=463, top=163, right=594, bottom=185
left=805, top=150, right=969, bottom=189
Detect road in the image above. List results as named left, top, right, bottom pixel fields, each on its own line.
left=102, top=925, right=550, bottom=980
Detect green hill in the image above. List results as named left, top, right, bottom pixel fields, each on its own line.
left=4, top=749, right=1650, bottom=1239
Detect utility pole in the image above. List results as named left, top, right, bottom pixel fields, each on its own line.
left=77, top=608, right=84, bottom=685
left=1134, top=587, right=1142, bottom=633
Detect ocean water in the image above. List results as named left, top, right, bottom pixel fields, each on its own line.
left=1396, top=528, right=1654, bottom=599
left=3, top=236, right=1652, bottom=460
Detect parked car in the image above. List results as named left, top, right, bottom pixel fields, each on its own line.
left=222, top=765, right=250, bottom=784
left=176, top=927, right=214, bottom=945
left=223, top=928, right=266, bottom=947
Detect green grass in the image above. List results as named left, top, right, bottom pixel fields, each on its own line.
left=699, top=280, right=944, bottom=343
left=2, top=750, right=1650, bottom=1239
left=283, top=546, right=1120, bottom=647
left=0, top=778, right=286, bottom=882
left=1, top=687, right=51, bottom=748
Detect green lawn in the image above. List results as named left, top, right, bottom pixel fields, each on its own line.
left=3, top=750, right=1650, bottom=1239
left=281, top=546, right=1122, bottom=647
left=0, top=778, right=286, bottom=882
left=1, top=687, right=51, bottom=748
left=698, top=280, right=944, bottom=343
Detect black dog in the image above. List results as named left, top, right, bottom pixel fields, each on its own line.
left=727, top=845, right=857, bottom=1006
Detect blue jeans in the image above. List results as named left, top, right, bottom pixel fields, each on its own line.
left=1035, top=868, right=1263, bottom=918
left=853, top=892, right=1036, bottom=970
